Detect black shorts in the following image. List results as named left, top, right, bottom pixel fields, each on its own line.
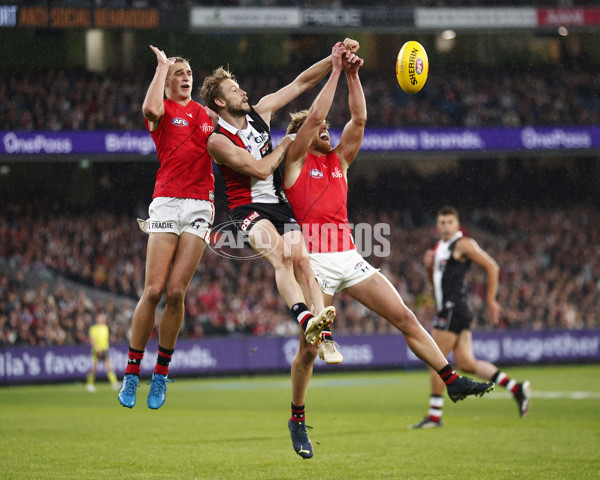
left=432, top=300, right=474, bottom=334
left=229, top=202, right=301, bottom=236
left=94, top=350, right=107, bottom=361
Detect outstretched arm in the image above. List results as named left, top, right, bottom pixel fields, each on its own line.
left=253, top=38, right=360, bottom=125
left=457, top=237, right=502, bottom=325
left=208, top=134, right=294, bottom=181
left=142, top=45, right=173, bottom=131
left=283, top=45, right=347, bottom=189
left=333, top=53, right=366, bottom=172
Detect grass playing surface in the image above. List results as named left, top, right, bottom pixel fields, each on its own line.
left=1, top=365, right=598, bottom=479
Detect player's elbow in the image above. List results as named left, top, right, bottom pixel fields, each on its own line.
left=353, top=112, right=367, bottom=128
left=142, top=104, right=161, bottom=122
left=306, top=108, right=326, bottom=127
left=488, top=262, right=500, bottom=277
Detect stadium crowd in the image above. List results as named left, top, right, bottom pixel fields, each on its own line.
left=2, top=64, right=599, bottom=132
left=1, top=204, right=598, bottom=347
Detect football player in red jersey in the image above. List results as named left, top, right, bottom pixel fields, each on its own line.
left=283, top=49, right=495, bottom=456
left=118, top=46, right=288, bottom=411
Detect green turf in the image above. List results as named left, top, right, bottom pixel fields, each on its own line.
left=1, top=365, right=599, bottom=479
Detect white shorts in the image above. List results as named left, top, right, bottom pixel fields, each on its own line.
left=137, top=197, right=214, bottom=244
left=309, top=249, right=378, bottom=296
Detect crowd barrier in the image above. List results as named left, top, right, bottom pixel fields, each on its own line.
left=2, top=329, right=598, bottom=385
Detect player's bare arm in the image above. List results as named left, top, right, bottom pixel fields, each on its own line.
left=284, top=45, right=346, bottom=189
left=142, top=45, right=174, bottom=130
left=208, top=133, right=293, bottom=180
left=456, top=237, right=502, bottom=324
left=334, top=53, right=366, bottom=172
left=254, top=38, right=360, bottom=124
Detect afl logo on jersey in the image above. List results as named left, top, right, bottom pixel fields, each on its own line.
left=245, top=145, right=252, bottom=152
left=310, top=169, right=323, bottom=178
left=172, top=117, right=189, bottom=127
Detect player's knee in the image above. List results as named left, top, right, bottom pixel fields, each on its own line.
left=273, top=253, right=294, bottom=273
left=292, top=255, right=311, bottom=275
left=389, top=306, right=418, bottom=331
left=165, top=286, right=186, bottom=306
left=144, top=284, right=165, bottom=305
left=295, top=342, right=318, bottom=365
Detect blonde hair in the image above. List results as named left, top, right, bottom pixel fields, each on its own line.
left=286, top=110, right=309, bottom=135
left=286, top=110, right=330, bottom=135
left=200, top=66, right=236, bottom=112
left=166, top=57, right=190, bottom=80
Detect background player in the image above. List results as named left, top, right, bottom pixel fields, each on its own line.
left=282, top=49, right=494, bottom=458
left=86, top=312, right=119, bottom=392
left=118, top=46, right=216, bottom=410
left=410, top=205, right=531, bottom=428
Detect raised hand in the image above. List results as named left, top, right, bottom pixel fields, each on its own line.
left=149, top=45, right=174, bottom=68
left=332, top=43, right=346, bottom=72
left=343, top=38, right=360, bottom=53
left=342, top=51, right=363, bottom=75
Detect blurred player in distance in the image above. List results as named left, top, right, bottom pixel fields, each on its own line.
left=118, top=46, right=216, bottom=410
left=86, top=312, right=119, bottom=392
left=201, top=39, right=359, bottom=365
left=410, top=206, right=531, bottom=429
left=283, top=50, right=494, bottom=459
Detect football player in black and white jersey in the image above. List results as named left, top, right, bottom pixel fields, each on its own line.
left=411, top=206, right=531, bottom=429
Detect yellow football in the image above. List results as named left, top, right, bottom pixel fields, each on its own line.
left=396, top=41, right=429, bottom=94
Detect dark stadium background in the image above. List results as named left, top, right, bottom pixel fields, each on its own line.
left=1, top=0, right=599, bottom=383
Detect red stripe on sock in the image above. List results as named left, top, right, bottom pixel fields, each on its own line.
left=154, top=364, right=169, bottom=376
left=440, top=369, right=459, bottom=385
left=125, top=364, right=141, bottom=375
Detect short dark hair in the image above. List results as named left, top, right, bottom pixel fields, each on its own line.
left=437, top=205, right=460, bottom=221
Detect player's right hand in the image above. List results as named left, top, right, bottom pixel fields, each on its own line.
left=149, top=45, right=174, bottom=67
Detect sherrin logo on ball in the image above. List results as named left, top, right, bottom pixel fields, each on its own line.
left=396, top=41, right=429, bottom=94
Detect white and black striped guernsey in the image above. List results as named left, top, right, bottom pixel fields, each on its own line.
left=432, top=231, right=471, bottom=313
